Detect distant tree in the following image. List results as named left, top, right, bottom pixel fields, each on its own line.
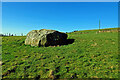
left=6, top=33, right=8, bottom=36
left=11, top=34, right=13, bottom=36
left=21, top=33, right=23, bottom=36
left=9, top=33, right=11, bottom=36
left=15, top=34, right=16, bottom=36
left=74, top=30, right=78, bottom=32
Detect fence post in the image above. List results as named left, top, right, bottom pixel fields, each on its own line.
left=99, top=20, right=100, bottom=31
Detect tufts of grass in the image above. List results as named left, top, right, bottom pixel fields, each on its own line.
left=2, top=28, right=118, bottom=78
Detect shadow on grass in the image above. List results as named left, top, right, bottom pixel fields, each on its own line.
left=45, top=39, right=75, bottom=47
left=65, top=39, right=75, bottom=45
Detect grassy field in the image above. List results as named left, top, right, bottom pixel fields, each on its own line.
left=1, top=28, right=119, bottom=79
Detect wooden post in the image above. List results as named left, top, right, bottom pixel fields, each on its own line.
left=99, top=20, right=100, bottom=31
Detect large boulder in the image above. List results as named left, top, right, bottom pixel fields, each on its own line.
left=25, top=29, right=68, bottom=47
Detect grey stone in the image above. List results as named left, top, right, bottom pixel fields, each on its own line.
left=25, top=29, right=67, bottom=47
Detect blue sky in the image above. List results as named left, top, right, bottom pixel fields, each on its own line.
left=2, top=0, right=120, bottom=2
left=2, top=2, right=118, bottom=35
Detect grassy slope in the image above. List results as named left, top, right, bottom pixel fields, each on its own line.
left=2, top=28, right=118, bottom=78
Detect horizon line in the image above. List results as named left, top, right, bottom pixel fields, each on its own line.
left=1, top=27, right=119, bottom=35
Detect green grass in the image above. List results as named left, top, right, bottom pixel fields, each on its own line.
left=2, top=28, right=119, bottom=79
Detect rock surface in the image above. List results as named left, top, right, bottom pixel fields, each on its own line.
left=25, top=29, right=68, bottom=47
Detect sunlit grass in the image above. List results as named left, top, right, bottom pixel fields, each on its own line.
left=2, top=28, right=118, bottom=78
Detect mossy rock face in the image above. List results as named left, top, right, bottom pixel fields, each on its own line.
left=25, top=29, right=68, bottom=47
